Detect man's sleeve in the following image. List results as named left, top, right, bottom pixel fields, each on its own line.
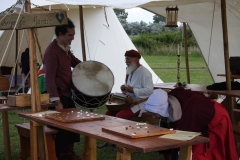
left=133, top=70, right=154, bottom=98
left=44, top=50, right=59, bottom=98
left=70, top=52, right=81, bottom=67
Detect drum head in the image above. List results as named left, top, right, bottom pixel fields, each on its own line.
left=72, top=61, right=114, bottom=97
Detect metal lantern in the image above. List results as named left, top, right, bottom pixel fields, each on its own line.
left=165, top=6, right=179, bottom=27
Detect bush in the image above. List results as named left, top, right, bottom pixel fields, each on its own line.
left=130, top=30, right=200, bottom=56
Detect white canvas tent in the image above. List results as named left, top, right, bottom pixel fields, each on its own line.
left=36, top=0, right=238, bottom=84
left=0, top=1, right=163, bottom=93
left=1, top=0, right=237, bottom=90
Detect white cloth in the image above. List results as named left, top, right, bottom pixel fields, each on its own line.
left=144, top=89, right=169, bottom=117
left=167, top=95, right=182, bottom=122
left=123, top=65, right=153, bottom=114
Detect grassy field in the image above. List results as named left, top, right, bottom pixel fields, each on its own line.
left=143, top=54, right=213, bottom=85
left=0, top=55, right=213, bottom=160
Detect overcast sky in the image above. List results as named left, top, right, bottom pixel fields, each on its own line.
left=125, top=8, right=155, bottom=23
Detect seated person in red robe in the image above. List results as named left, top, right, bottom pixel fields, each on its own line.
left=164, top=88, right=238, bottom=160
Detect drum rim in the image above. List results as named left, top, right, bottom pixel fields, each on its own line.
left=72, top=90, right=111, bottom=109
left=72, top=60, right=115, bottom=97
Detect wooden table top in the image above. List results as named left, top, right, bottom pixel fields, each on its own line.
left=0, top=96, right=7, bottom=100
left=0, top=103, right=56, bottom=112
left=154, top=82, right=208, bottom=92
left=0, top=104, right=31, bottom=112
left=154, top=82, right=240, bottom=97
left=18, top=108, right=209, bottom=153
left=217, top=74, right=240, bottom=79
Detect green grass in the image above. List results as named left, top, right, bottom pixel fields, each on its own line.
left=143, top=54, right=207, bottom=69
left=144, top=55, right=213, bottom=85
left=0, top=55, right=213, bottom=160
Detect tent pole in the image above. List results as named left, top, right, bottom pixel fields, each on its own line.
left=221, top=0, right=233, bottom=120
left=26, top=1, right=46, bottom=159
left=183, top=22, right=190, bottom=84
left=33, top=29, right=43, bottom=62
left=79, top=5, right=86, bottom=61
left=15, top=30, right=18, bottom=87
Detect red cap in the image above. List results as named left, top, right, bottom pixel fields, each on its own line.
left=124, top=50, right=141, bottom=59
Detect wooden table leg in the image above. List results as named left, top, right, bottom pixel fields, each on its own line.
left=30, top=121, right=47, bottom=160
left=2, top=111, right=11, bottom=160
left=116, top=146, right=132, bottom=160
left=30, top=121, right=38, bottom=160
left=82, top=136, right=96, bottom=160
left=179, top=145, right=192, bottom=160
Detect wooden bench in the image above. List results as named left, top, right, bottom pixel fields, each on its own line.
left=15, top=122, right=58, bottom=160
left=233, top=124, right=240, bottom=144
left=232, top=109, right=240, bottom=146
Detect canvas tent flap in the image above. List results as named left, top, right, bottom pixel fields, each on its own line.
left=46, top=0, right=155, bottom=9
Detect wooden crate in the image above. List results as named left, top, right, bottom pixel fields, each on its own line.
left=0, top=76, right=9, bottom=91
left=7, top=93, right=50, bottom=107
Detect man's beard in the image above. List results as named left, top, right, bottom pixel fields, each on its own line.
left=126, top=62, right=137, bottom=75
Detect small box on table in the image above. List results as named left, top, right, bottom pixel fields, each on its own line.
left=7, top=93, right=50, bottom=107
left=0, top=76, right=10, bottom=91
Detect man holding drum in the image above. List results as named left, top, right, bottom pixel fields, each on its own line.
left=106, top=49, right=154, bottom=120
left=44, top=19, right=81, bottom=160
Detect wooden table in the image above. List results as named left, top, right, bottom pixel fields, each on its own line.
left=154, top=82, right=240, bottom=97
left=0, top=103, right=56, bottom=160
left=217, top=74, right=240, bottom=81
left=0, top=104, right=31, bottom=160
left=18, top=108, right=209, bottom=160
left=154, top=82, right=208, bottom=92
left=0, top=96, right=7, bottom=103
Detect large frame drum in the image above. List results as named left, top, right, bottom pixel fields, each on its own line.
left=72, top=61, right=114, bottom=109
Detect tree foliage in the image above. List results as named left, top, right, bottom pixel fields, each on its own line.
left=113, top=9, right=198, bottom=53
left=113, top=8, right=128, bottom=25
left=131, top=29, right=197, bottom=54
left=153, top=15, right=166, bottom=23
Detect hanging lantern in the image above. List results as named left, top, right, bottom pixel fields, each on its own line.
left=165, top=6, right=179, bottom=27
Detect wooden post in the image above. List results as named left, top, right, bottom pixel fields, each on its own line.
left=221, top=0, right=233, bottom=120
left=79, top=5, right=86, bottom=61
left=183, top=22, right=190, bottom=84
left=2, top=111, right=11, bottom=160
left=15, top=30, right=18, bottom=87
left=26, top=1, right=46, bottom=159
left=82, top=136, right=97, bottom=160
left=116, top=146, right=132, bottom=160
left=179, top=146, right=192, bottom=160
left=33, top=29, right=43, bottom=62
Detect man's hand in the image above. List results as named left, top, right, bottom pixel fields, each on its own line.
left=121, top=85, right=126, bottom=92
left=125, top=86, right=134, bottom=93
left=55, top=101, right=63, bottom=110
left=121, top=85, right=134, bottom=93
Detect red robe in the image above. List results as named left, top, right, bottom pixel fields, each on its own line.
left=192, top=102, right=238, bottom=160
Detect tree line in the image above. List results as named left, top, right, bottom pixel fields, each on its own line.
left=114, top=9, right=200, bottom=55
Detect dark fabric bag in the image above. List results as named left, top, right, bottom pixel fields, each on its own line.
left=206, top=81, right=240, bottom=90
left=230, top=57, right=240, bottom=74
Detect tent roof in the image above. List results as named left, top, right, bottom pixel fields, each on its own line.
left=1, top=0, right=237, bottom=84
